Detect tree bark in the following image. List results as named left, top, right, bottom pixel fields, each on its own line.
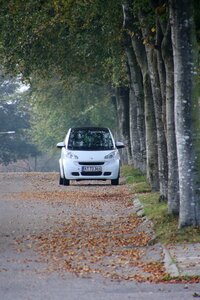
left=150, top=0, right=179, bottom=211
left=161, top=20, right=179, bottom=214
left=122, top=27, right=146, bottom=172
left=140, top=11, right=168, bottom=199
left=131, top=31, right=159, bottom=191
left=115, top=86, right=132, bottom=165
left=128, top=82, right=140, bottom=166
left=170, top=0, right=200, bottom=227
left=122, top=2, right=159, bottom=189
left=156, top=19, right=166, bottom=118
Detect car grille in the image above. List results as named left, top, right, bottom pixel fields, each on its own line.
left=81, top=171, right=102, bottom=176
left=71, top=171, right=111, bottom=177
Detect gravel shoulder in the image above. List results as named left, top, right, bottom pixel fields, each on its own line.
left=0, top=172, right=200, bottom=300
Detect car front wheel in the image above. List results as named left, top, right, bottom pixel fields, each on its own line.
left=63, top=176, right=70, bottom=186
left=59, top=175, right=64, bottom=185
left=111, top=178, right=119, bottom=185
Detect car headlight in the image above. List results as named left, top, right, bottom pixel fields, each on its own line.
left=64, top=151, right=79, bottom=160
left=104, top=151, right=119, bottom=160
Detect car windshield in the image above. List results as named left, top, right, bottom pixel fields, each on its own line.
left=68, top=128, right=114, bottom=151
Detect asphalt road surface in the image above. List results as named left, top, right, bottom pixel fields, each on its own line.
left=0, top=172, right=200, bottom=300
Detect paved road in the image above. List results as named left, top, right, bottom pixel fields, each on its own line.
left=0, top=172, right=200, bottom=300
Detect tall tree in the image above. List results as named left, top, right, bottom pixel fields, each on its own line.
left=138, top=6, right=168, bottom=199
left=161, top=17, right=179, bottom=214
left=122, top=1, right=159, bottom=190
left=122, top=10, right=146, bottom=172
left=169, top=0, right=200, bottom=227
left=149, top=0, right=179, bottom=211
left=115, top=86, right=131, bottom=164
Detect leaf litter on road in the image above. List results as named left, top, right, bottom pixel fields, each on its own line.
left=2, top=173, right=200, bottom=284
left=2, top=173, right=168, bottom=282
left=9, top=178, right=168, bottom=282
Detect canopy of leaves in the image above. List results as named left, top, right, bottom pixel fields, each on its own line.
left=0, top=0, right=127, bottom=86
left=0, top=0, right=127, bottom=154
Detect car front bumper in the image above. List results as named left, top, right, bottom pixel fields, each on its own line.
left=61, top=158, right=120, bottom=180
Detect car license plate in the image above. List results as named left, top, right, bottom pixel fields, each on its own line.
left=82, top=166, right=102, bottom=172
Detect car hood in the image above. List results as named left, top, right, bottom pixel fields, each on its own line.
left=72, top=150, right=116, bottom=161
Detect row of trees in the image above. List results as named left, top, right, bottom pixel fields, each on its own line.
left=0, top=0, right=199, bottom=228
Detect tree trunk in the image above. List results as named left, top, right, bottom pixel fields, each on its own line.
left=140, top=14, right=168, bottom=199
left=131, top=31, right=159, bottom=191
left=161, top=20, right=179, bottom=214
left=150, top=0, right=179, bottom=211
left=170, top=0, right=200, bottom=227
left=156, top=19, right=166, bottom=119
left=143, top=72, right=160, bottom=191
left=124, top=39, right=146, bottom=172
left=128, top=84, right=140, bottom=166
left=115, top=86, right=132, bottom=164
left=122, top=2, right=159, bottom=190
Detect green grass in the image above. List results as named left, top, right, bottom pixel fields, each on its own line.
left=139, top=190, right=200, bottom=244
left=121, top=165, right=151, bottom=193
left=122, top=165, right=200, bottom=244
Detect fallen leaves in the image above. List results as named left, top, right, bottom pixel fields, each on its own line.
left=4, top=172, right=200, bottom=285
left=2, top=172, right=168, bottom=282
left=21, top=212, right=167, bottom=282
left=7, top=189, right=132, bottom=206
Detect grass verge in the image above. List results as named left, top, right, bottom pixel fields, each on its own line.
left=121, top=165, right=200, bottom=244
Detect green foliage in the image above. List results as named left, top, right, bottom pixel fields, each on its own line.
left=29, top=77, right=117, bottom=150
left=0, top=0, right=127, bottom=86
left=0, top=0, right=127, bottom=153
left=0, top=74, right=40, bottom=165
left=0, top=99, right=40, bottom=165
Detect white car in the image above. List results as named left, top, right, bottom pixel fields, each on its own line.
left=56, top=127, right=124, bottom=186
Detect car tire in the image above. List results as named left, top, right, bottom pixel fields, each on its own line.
left=59, top=175, right=64, bottom=185
left=63, top=176, right=70, bottom=186
left=111, top=178, right=119, bottom=185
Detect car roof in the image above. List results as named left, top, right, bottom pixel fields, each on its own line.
left=70, top=127, right=109, bottom=132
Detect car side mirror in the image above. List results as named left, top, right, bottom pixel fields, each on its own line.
left=115, top=141, right=125, bottom=149
left=56, top=142, right=65, bottom=148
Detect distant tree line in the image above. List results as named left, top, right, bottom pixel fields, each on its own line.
left=0, top=78, right=39, bottom=165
